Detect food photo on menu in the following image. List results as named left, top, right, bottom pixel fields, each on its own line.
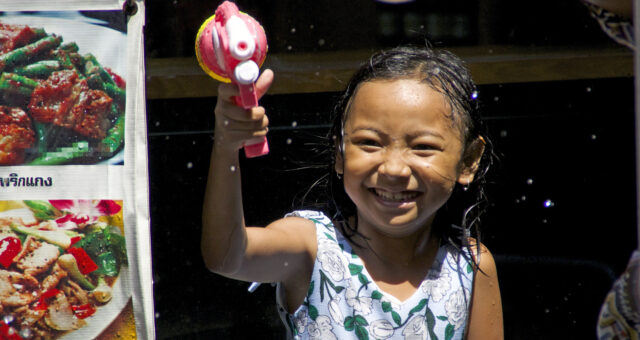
left=0, top=11, right=127, bottom=166
left=0, top=200, right=134, bottom=339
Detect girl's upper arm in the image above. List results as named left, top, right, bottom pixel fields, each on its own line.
left=224, top=216, right=318, bottom=285
left=466, top=243, right=503, bottom=340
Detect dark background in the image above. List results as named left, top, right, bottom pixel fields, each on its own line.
left=144, top=0, right=637, bottom=339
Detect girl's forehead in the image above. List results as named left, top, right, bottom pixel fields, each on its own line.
left=345, top=79, right=464, bottom=137
left=348, top=80, right=450, bottom=119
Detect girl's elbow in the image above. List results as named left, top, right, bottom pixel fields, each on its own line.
left=200, top=243, right=242, bottom=275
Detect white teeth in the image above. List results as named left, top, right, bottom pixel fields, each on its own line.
left=374, top=189, right=419, bottom=202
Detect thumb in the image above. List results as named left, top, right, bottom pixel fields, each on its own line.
left=255, top=69, right=274, bottom=100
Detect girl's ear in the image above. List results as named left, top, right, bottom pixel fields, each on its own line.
left=457, top=136, right=486, bottom=185
left=335, top=150, right=344, bottom=176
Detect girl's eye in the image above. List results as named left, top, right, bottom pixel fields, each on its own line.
left=361, top=139, right=380, bottom=146
left=355, top=139, right=381, bottom=149
left=412, top=144, right=436, bottom=151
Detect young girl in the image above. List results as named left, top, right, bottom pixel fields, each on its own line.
left=202, top=46, right=503, bottom=339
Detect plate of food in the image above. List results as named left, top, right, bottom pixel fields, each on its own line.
left=0, top=13, right=127, bottom=165
left=0, top=200, right=131, bottom=339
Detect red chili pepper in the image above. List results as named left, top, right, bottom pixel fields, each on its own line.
left=69, top=236, right=82, bottom=247
left=67, top=247, right=98, bottom=274
left=0, top=322, right=23, bottom=340
left=32, top=288, right=60, bottom=311
left=105, top=67, right=126, bottom=89
left=71, top=303, right=96, bottom=319
left=0, top=237, right=21, bottom=268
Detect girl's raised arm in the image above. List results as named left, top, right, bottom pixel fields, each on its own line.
left=201, top=70, right=316, bottom=286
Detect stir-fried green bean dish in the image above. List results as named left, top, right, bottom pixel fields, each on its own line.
left=0, top=22, right=125, bottom=165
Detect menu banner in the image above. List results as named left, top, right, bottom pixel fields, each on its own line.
left=0, top=1, right=153, bottom=339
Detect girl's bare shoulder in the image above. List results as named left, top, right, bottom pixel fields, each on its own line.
left=261, top=215, right=318, bottom=252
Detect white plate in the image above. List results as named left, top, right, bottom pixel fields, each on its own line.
left=1, top=206, right=132, bottom=340
left=59, top=265, right=131, bottom=340
left=0, top=13, right=127, bottom=165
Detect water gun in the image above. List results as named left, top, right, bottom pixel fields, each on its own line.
left=195, top=1, right=269, bottom=158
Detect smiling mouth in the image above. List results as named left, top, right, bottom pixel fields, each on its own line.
left=371, top=188, right=421, bottom=202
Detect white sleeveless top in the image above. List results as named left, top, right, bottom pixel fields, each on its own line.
left=276, top=210, right=475, bottom=340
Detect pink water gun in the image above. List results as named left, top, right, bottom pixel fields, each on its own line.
left=195, top=1, right=269, bottom=158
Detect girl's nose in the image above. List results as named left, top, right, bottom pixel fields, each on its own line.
left=378, top=153, right=411, bottom=178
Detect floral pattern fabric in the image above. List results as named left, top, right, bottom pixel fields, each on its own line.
left=276, top=210, right=475, bottom=340
left=582, top=1, right=634, bottom=50
left=597, top=250, right=640, bottom=339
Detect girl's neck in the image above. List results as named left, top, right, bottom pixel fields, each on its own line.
left=349, top=216, right=440, bottom=268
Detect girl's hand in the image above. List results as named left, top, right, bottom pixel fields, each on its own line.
left=214, top=69, right=274, bottom=153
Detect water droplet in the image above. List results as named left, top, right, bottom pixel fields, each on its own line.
left=318, top=38, right=326, bottom=46
left=290, top=28, right=296, bottom=33
left=291, top=121, right=298, bottom=127
left=526, top=178, right=533, bottom=185
left=500, top=130, right=508, bottom=137
left=543, top=199, right=555, bottom=208
left=287, top=45, right=293, bottom=51
left=286, top=138, right=292, bottom=145
left=230, top=165, right=236, bottom=172
left=187, top=162, right=193, bottom=169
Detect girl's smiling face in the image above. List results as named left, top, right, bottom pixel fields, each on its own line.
left=337, top=78, right=479, bottom=238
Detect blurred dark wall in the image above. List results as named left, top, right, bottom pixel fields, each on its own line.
left=148, top=77, right=636, bottom=339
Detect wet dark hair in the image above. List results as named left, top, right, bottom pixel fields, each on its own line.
left=325, top=45, right=494, bottom=253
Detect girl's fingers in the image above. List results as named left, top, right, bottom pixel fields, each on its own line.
left=219, top=112, right=269, bottom=131
left=217, top=82, right=239, bottom=102
left=216, top=104, right=267, bottom=123
left=213, top=70, right=273, bottom=150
